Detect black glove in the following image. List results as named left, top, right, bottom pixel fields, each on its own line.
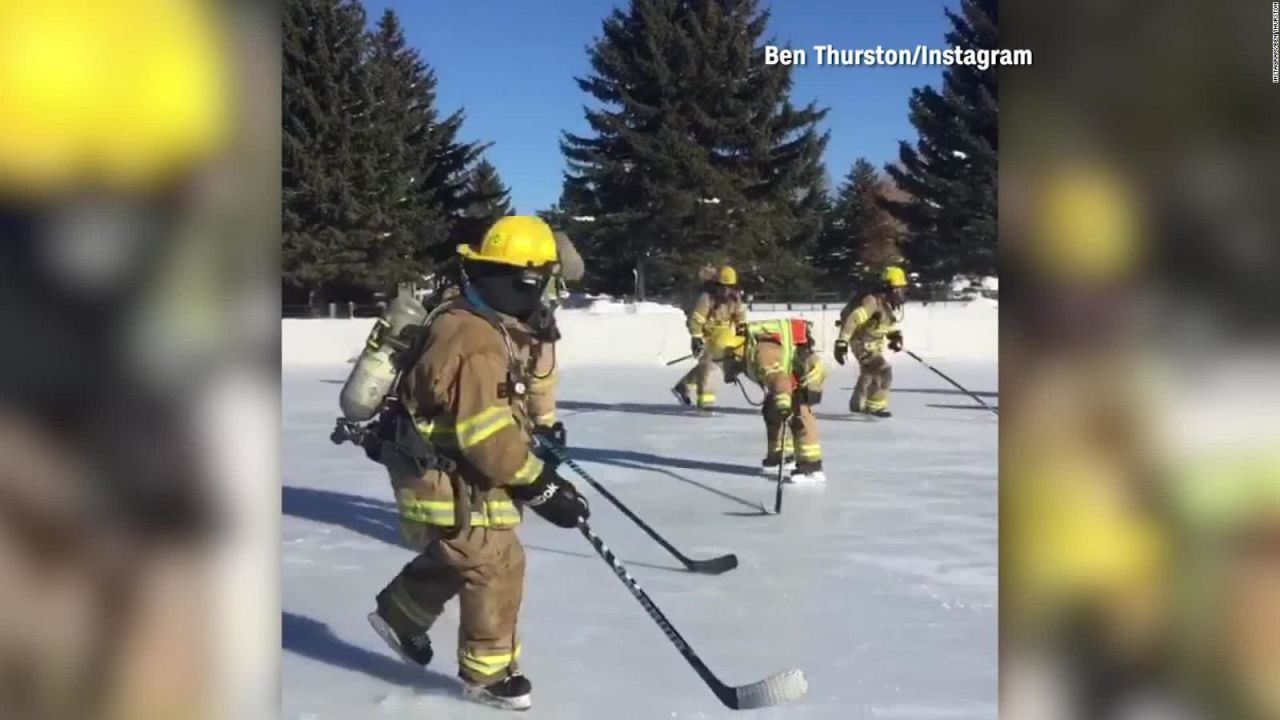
left=887, top=331, right=903, bottom=352
left=509, top=467, right=589, bottom=529
left=723, top=359, right=740, bottom=384
left=691, top=337, right=704, bottom=356
left=833, top=339, right=848, bottom=366
left=531, top=422, right=568, bottom=451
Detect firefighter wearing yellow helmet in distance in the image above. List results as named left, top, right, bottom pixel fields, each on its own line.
left=834, top=266, right=907, bottom=417
left=369, top=216, right=590, bottom=711
left=672, top=265, right=747, bottom=413
left=722, top=319, right=827, bottom=483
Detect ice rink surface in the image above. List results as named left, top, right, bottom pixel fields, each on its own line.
left=282, top=360, right=997, bottom=719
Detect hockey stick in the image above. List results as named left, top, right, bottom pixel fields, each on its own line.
left=904, top=350, right=998, bottom=415
left=665, top=353, right=695, bottom=366
left=539, top=440, right=739, bottom=575
left=773, top=420, right=788, bottom=514
left=578, top=521, right=807, bottom=709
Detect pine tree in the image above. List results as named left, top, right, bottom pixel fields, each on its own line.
left=561, top=0, right=829, bottom=297
left=282, top=0, right=378, bottom=302
left=883, top=0, right=997, bottom=283
left=453, top=159, right=513, bottom=244
left=816, top=158, right=902, bottom=289
left=359, top=9, right=448, bottom=291
left=364, top=9, right=487, bottom=281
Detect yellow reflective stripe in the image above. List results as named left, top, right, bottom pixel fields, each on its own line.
left=389, top=589, right=439, bottom=628
left=398, top=499, right=458, bottom=524
left=865, top=397, right=888, bottom=411
left=697, top=393, right=715, bottom=403
left=460, top=645, right=521, bottom=677
left=534, top=410, right=557, bottom=425
left=398, top=498, right=521, bottom=527
left=690, top=312, right=707, bottom=323
left=851, top=307, right=871, bottom=325
left=485, top=500, right=522, bottom=526
left=455, top=406, right=515, bottom=448
left=796, top=444, right=822, bottom=460
left=803, top=363, right=825, bottom=385
left=512, top=453, right=544, bottom=485
left=774, top=393, right=792, bottom=407
left=413, top=418, right=459, bottom=448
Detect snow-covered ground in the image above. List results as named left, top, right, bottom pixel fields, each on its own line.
left=282, top=352, right=997, bottom=718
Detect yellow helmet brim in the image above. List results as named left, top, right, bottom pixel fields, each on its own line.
left=456, top=243, right=552, bottom=268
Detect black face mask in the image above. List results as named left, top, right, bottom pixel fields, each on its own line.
left=463, top=261, right=547, bottom=322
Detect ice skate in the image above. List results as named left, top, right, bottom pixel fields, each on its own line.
left=462, top=672, right=533, bottom=711
left=788, top=460, right=827, bottom=485
left=761, top=451, right=796, bottom=476
left=367, top=610, right=433, bottom=667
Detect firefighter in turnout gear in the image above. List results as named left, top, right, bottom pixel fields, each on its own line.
left=723, top=319, right=828, bottom=483
left=526, top=232, right=583, bottom=451
left=835, top=266, right=907, bottom=417
left=673, top=265, right=747, bottom=412
left=368, top=216, right=590, bottom=711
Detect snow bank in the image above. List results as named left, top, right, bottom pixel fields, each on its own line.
left=281, top=299, right=997, bottom=367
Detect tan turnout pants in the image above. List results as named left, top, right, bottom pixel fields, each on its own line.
left=378, top=525, right=526, bottom=684
left=852, top=352, right=893, bottom=412
left=763, top=401, right=822, bottom=464
left=678, top=353, right=721, bottom=408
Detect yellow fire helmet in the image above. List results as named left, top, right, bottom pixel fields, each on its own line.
left=719, top=326, right=747, bottom=356
left=457, top=216, right=559, bottom=268
left=1029, top=161, right=1143, bottom=282
left=718, top=265, right=738, bottom=286
left=882, top=265, right=907, bottom=288
left=0, top=0, right=230, bottom=197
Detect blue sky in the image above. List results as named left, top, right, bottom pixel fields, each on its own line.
left=361, top=0, right=956, bottom=213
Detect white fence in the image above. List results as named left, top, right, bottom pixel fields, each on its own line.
left=281, top=299, right=998, bottom=368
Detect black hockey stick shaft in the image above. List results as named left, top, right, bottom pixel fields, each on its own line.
left=665, top=353, right=695, bottom=366
left=773, top=420, right=787, bottom=514
left=578, top=521, right=740, bottom=708
left=905, top=350, right=998, bottom=415
left=541, top=441, right=738, bottom=574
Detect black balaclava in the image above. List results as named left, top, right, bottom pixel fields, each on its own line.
left=464, top=259, right=546, bottom=322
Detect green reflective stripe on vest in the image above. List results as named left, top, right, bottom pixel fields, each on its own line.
left=745, top=319, right=796, bottom=376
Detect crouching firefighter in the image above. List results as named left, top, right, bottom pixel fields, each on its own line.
left=331, top=216, right=591, bottom=711
left=834, top=266, right=907, bottom=418
left=722, top=319, right=828, bottom=484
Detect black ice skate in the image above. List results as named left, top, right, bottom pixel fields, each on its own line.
left=789, top=460, right=827, bottom=484
left=463, top=672, right=533, bottom=711
left=367, top=608, right=434, bottom=667
left=761, top=451, right=796, bottom=476
left=868, top=408, right=892, bottom=418
left=671, top=384, right=693, bottom=407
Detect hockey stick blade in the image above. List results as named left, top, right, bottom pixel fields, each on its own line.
left=546, top=442, right=741, bottom=575
left=719, top=668, right=809, bottom=710
left=581, top=523, right=805, bottom=710
left=684, top=553, right=738, bottom=575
